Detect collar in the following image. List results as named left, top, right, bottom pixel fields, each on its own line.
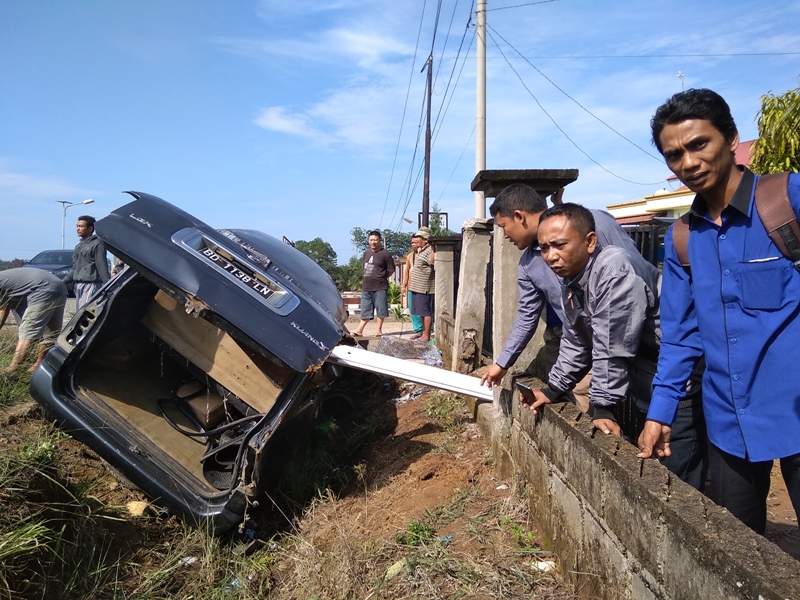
left=688, top=166, right=754, bottom=219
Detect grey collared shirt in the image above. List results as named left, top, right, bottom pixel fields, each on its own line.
left=547, top=245, right=660, bottom=413
left=496, top=209, right=645, bottom=370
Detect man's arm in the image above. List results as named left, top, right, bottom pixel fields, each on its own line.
left=541, top=313, right=591, bottom=400
left=0, top=304, right=9, bottom=329
left=95, top=242, right=111, bottom=283
left=482, top=259, right=547, bottom=387
left=643, top=227, right=703, bottom=432
left=401, top=251, right=412, bottom=291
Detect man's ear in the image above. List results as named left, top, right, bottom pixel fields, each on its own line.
left=586, top=231, right=598, bottom=254
left=513, top=209, right=527, bottom=225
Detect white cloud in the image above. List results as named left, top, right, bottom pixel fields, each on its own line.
left=254, top=106, right=321, bottom=139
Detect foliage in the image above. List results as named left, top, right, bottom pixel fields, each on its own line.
left=336, top=255, right=363, bottom=292
left=429, top=202, right=455, bottom=237
left=293, top=237, right=338, bottom=273
left=0, top=259, right=26, bottom=272
left=350, top=227, right=412, bottom=258
left=750, top=80, right=800, bottom=175
left=387, top=282, right=402, bottom=305
left=394, top=519, right=436, bottom=546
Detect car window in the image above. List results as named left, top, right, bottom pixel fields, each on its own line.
left=30, top=250, right=72, bottom=264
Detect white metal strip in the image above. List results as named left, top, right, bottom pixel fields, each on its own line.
left=328, top=345, right=494, bottom=402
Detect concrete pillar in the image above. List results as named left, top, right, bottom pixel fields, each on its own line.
left=451, top=218, right=493, bottom=374
left=432, top=237, right=457, bottom=331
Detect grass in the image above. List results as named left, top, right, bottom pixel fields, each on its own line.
left=0, top=328, right=35, bottom=409
left=0, top=338, right=573, bottom=599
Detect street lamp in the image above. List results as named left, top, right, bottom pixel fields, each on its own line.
left=56, top=199, right=94, bottom=249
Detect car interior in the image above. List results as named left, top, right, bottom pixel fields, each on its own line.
left=60, top=272, right=299, bottom=494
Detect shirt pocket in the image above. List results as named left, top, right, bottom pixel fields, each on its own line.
left=736, top=259, right=790, bottom=311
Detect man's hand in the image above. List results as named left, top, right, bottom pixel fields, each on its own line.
left=518, top=388, right=551, bottom=415
left=480, top=364, right=507, bottom=388
left=637, top=420, right=672, bottom=459
left=592, top=418, right=622, bottom=436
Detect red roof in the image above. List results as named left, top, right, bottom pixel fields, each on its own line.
left=617, top=213, right=666, bottom=225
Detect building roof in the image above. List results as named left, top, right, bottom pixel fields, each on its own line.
left=616, top=213, right=666, bottom=225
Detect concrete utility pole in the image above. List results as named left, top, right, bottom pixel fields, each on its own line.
left=475, top=0, right=487, bottom=218
left=422, top=54, right=433, bottom=227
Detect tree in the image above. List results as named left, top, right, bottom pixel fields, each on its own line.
left=336, top=256, right=364, bottom=292
left=293, top=238, right=338, bottom=274
left=350, top=227, right=412, bottom=258
left=750, top=80, right=800, bottom=175
left=429, top=202, right=455, bottom=237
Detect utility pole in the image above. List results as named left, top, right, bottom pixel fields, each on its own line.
left=475, top=0, right=487, bottom=218
left=422, top=54, right=433, bottom=227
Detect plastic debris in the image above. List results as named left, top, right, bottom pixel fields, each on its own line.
left=178, top=556, right=198, bottom=566
left=390, top=386, right=431, bottom=405
left=386, top=558, right=406, bottom=579
left=533, top=560, right=557, bottom=573
left=422, top=345, right=444, bottom=367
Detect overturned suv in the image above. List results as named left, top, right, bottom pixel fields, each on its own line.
left=30, top=192, right=350, bottom=533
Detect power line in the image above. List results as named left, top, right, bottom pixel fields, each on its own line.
left=488, top=23, right=663, bottom=162
left=486, top=27, right=664, bottom=186
left=484, top=0, right=560, bottom=11
left=379, top=0, right=429, bottom=229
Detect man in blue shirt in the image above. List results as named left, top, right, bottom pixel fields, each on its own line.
left=638, top=88, right=800, bottom=534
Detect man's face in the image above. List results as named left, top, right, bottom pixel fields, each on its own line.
left=538, top=215, right=597, bottom=279
left=494, top=210, right=541, bottom=250
left=658, top=119, right=739, bottom=196
left=410, top=237, right=420, bottom=250
left=368, top=235, right=382, bottom=251
left=76, top=220, right=93, bottom=240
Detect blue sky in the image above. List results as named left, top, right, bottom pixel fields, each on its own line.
left=1, top=0, right=799, bottom=263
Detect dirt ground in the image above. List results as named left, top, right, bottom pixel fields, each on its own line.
left=1, top=310, right=798, bottom=595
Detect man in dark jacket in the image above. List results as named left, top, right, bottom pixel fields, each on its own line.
left=62, top=215, right=110, bottom=310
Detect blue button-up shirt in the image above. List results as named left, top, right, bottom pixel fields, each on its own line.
left=649, top=168, right=800, bottom=462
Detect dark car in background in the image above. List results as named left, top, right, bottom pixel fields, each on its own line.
left=24, top=249, right=73, bottom=280
left=30, top=192, right=351, bottom=533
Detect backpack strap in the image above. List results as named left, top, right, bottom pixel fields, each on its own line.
left=755, top=172, right=800, bottom=272
left=672, top=212, right=692, bottom=267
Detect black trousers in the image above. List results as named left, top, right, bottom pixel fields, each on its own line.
left=630, top=396, right=709, bottom=492
left=708, top=444, right=800, bottom=535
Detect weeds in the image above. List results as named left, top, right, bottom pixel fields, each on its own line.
left=0, top=327, right=33, bottom=408
left=394, top=518, right=436, bottom=546
left=0, top=333, right=573, bottom=599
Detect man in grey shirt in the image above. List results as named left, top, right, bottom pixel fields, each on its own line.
left=525, top=203, right=707, bottom=490
left=480, top=183, right=644, bottom=414
left=0, top=267, right=68, bottom=373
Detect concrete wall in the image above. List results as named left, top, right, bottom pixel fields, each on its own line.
left=453, top=225, right=800, bottom=600
left=467, top=390, right=800, bottom=600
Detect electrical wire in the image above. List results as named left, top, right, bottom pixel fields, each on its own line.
left=378, top=0, right=429, bottom=229
left=488, top=23, right=663, bottom=163
left=486, top=27, right=665, bottom=185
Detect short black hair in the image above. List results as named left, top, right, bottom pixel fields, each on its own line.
left=538, top=203, right=595, bottom=237
left=489, top=183, right=548, bottom=218
left=650, top=88, right=738, bottom=153
left=78, top=215, right=96, bottom=228
left=367, top=230, right=382, bottom=240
